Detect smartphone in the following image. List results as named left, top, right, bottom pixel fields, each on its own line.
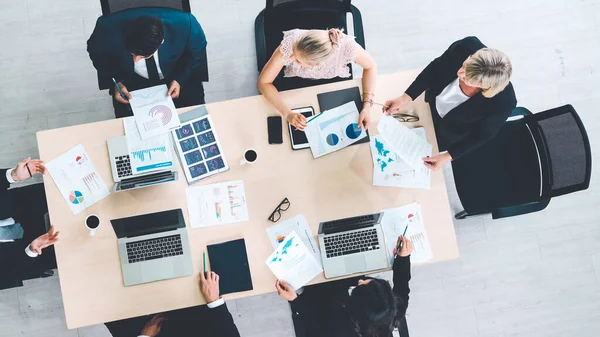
left=267, top=116, right=283, bottom=144
left=289, top=107, right=315, bottom=150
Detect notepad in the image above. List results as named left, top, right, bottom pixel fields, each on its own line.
left=207, top=238, right=253, bottom=295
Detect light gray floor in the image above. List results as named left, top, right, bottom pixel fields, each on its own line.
left=1, top=0, right=599, bottom=336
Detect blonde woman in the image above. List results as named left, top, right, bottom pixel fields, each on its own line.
left=385, top=36, right=517, bottom=170
left=258, top=28, right=378, bottom=130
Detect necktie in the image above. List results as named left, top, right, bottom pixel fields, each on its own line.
left=145, top=55, right=160, bottom=81
left=0, top=223, right=24, bottom=241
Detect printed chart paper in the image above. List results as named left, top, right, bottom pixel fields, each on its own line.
left=304, top=102, right=367, bottom=158
left=377, top=115, right=432, bottom=169
left=46, top=144, right=110, bottom=214
left=129, top=85, right=181, bottom=140
left=265, top=231, right=323, bottom=291
left=370, top=128, right=430, bottom=189
left=123, top=117, right=174, bottom=175
left=380, top=203, right=432, bottom=264
left=265, top=215, right=322, bottom=268
left=186, top=180, right=249, bottom=228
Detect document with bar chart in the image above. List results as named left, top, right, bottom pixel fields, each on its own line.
left=123, top=117, right=174, bottom=174
left=379, top=203, right=433, bottom=264
left=186, top=180, right=248, bottom=228
left=46, top=144, right=111, bottom=214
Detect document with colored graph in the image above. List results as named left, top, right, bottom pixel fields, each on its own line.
left=185, top=180, right=249, bottom=228
left=304, top=101, right=367, bottom=158
left=265, top=214, right=322, bottom=268
left=46, top=144, right=111, bottom=214
left=123, top=117, right=174, bottom=175
left=129, top=84, right=181, bottom=140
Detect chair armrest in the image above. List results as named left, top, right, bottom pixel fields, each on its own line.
left=350, top=5, right=366, bottom=49
left=255, top=9, right=268, bottom=72
left=491, top=198, right=550, bottom=219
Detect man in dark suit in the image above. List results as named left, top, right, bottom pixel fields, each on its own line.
left=87, top=8, right=208, bottom=118
left=0, top=159, right=59, bottom=288
left=105, top=270, right=240, bottom=337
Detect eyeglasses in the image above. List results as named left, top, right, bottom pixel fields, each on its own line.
left=370, top=101, right=420, bottom=123
left=268, top=197, right=290, bottom=222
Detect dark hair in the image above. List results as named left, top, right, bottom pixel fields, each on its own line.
left=347, top=278, right=405, bottom=337
left=125, top=16, right=164, bottom=57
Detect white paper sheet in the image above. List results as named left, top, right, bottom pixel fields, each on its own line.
left=265, top=231, right=323, bottom=291
left=265, top=215, right=322, bottom=268
left=304, top=102, right=367, bottom=158
left=129, top=85, right=181, bottom=140
left=123, top=117, right=174, bottom=175
left=370, top=128, right=431, bottom=189
left=380, top=203, right=432, bottom=264
left=377, top=115, right=432, bottom=169
left=186, top=180, right=249, bottom=228
left=46, top=144, right=111, bottom=214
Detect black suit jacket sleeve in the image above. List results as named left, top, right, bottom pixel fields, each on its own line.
left=288, top=291, right=315, bottom=337
left=205, top=303, right=241, bottom=337
left=1, top=169, right=10, bottom=191
left=87, top=24, right=124, bottom=86
left=393, top=256, right=411, bottom=314
left=172, top=14, right=207, bottom=86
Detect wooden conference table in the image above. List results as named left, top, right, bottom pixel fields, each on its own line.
left=37, top=70, right=459, bottom=329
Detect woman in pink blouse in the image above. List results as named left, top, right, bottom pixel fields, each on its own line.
left=258, top=28, right=378, bottom=130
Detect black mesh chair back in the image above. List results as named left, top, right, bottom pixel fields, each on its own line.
left=100, top=0, right=190, bottom=15
left=530, top=104, right=592, bottom=198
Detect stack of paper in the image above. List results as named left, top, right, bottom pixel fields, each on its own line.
left=265, top=231, right=323, bottom=291
left=379, top=203, right=433, bottom=264
left=376, top=115, right=432, bottom=169
left=186, top=180, right=249, bottom=228
left=46, top=144, right=111, bottom=214
left=123, top=117, right=174, bottom=175
left=304, top=101, right=367, bottom=158
left=265, top=215, right=322, bottom=268
left=129, top=85, right=181, bottom=140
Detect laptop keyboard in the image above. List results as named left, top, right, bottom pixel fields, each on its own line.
left=115, top=155, right=132, bottom=178
left=126, top=235, right=183, bottom=264
left=324, top=228, right=380, bottom=258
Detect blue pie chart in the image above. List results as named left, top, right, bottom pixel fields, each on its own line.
left=326, top=133, right=339, bottom=146
left=346, top=123, right=362, bottom=139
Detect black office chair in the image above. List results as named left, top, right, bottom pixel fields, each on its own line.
left=96, top=0, right=208, bottom=90
left=452, top=105, right=592, bottom=220
left=255, top=0, right=366, bottom=91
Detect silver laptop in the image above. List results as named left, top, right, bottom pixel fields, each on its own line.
left=318, top=212, right=389, bottom=279
left=110, top=209, right=193, bottom=286
left=107, top=136, right=178, bottom=192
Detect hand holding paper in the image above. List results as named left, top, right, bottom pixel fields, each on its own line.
left=377, top=115, right=432, bottom=169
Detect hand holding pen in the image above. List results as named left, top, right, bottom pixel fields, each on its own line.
left=11, top=158, right=46, bottom=182
left=393, top=236, right=414, bottom=258
left=112, top=78, right=132, bottom=105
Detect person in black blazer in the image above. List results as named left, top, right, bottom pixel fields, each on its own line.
left=87, top=8, right=208, bottom=118
left=106, top=270, right=240, bottom=337
left=275, top=236, right=413, bottom=337
left=384, top=36, right=517, bottom=170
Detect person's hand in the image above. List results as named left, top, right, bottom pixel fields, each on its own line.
left=199, top=270, right=220, bottom=303
left=275, top=280, right=297, bottom=301
left=357, top=107, right=371, bottom=130
left=113, top=82, right=132, bottom=104
left=286, top=112, right=307, bottom=131
left=168, top=80, right=181, bottom=99
left=30, top=225, right=60, bottom=255
left=140, top=314, right=167, bottom=337
left=383, top=93, right=412, bottom=115
left=11, top=158, right=46, bottom=182
left=423, top=152, right=452, bottom=171
left=393, top=236, right=414, bottom=257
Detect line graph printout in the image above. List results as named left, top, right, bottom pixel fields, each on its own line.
left=186, top=180, right=249, bottom=228
left=129, top=85, right=181, bottom=140
left=124, top=117, right=174, bottom=174
left=304, top=101, right=367, bottom=158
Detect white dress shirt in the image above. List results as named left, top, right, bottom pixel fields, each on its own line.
left=137, top=299, right=225, bottom=337
left=134, top=50, right=165, bottom=80
left=2, top=169, right=38, bottom=257
left=435, top=78, right=470, bottom=118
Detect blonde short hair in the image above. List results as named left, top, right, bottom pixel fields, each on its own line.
left=463, top=48, right=512, bottom=98
left=294, top=28, right=344, bottom=64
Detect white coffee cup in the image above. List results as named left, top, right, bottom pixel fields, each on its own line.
left=240, top=148, right=258, bottom=165
left=85, top=214, right=101, bottom=237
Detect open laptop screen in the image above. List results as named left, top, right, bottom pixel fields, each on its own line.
left=111, top=209, right=185, bottom=239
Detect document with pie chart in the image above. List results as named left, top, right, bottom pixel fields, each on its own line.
left=129, top=84, right=181, bottom=140
left=46, top=144, right=111, bottom=215
left=304, top=101, right=367, bottom=158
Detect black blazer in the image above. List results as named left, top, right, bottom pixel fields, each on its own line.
left=204, top=304, right=241, bottom=337
left=87, top=7, right=207, bottom=90
left=0, top=168, right=14, bottom=220
left=405, top=36, right=517, bottom=159
left=289, top=256, right=411, bottom=337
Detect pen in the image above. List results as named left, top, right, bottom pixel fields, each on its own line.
left=203, top=252, right=206, bottom=275
left=111, top=77, right=128, bottom=101
left=306, top=112, right=324, bottom=124
left=25, top=163, right=32, bottom=178
left=394, top=224, right=409, bottom=258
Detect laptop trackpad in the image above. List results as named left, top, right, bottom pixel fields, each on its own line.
left=344, top=256, right=367, bottom=274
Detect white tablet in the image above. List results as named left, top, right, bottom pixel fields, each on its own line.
left=289, top=106, right=315, bottom=150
